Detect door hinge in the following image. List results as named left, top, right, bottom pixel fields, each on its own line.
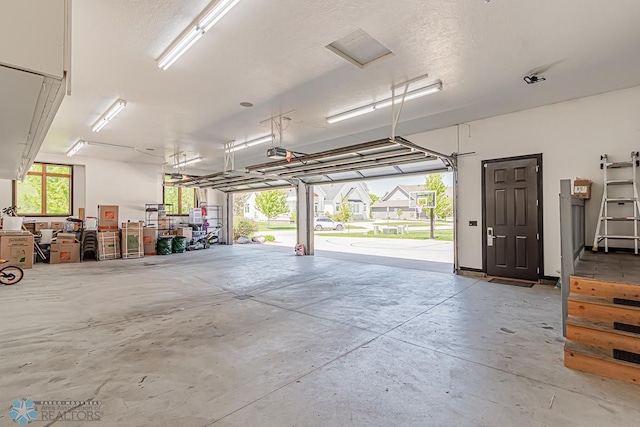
left=536, top=233, right=539, bottom=240
left=483, top=164, right=487, bottom=168
left=537, top=267, right=540, bottom=274
left=536, top=165, right=539, bottom=173
left=536, top=200, right=539, bottom=207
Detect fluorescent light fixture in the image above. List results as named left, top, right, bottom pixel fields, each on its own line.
left=326, top=80, right=442, bottom=124
left=157, top=0, right=241, bottom=70
left=66, top=140, right=87, bottom=157
left=91, top=99, right=127, bottom=132
left=200, top=0, right=241, bottom=31
left=173, top=156, right=203, bottom=168
left=227, top=134, right=274, bottom=153
left=157, top=27, right=203, bottom=70
left=66, top=140, right=135, bottom=157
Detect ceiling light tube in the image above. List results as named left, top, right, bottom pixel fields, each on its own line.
left=326, top=105, right=376, bottom=124
left=158, top=26, right=203, bottom=70
left=326, top=81, right=442, bottom=124
left=227, top=134, right=274, bottom=152
left=91, top=99, right=128, bottom=132
left=157, top=0, right=241, bottom=70
left=173, top=157, right=203, bottom=168
left=66, top=140, right=87, bottom=157
left=200, top=0, right=241, bottom=31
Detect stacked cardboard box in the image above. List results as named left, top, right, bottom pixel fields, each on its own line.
left=97, top=232, right=121, bottom=260
left=0, top=231, right=34, bottom=269
left=122, top=222, right=144, bottom=259
left=143, top=227, right=157, bottom=256
left=50, top=243, right=80, bottom=264
left=98, top=205, right=119, bottom=231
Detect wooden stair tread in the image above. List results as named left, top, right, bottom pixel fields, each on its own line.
left=566, top=316, right=640, bottom=339
left=568, top=295, right=640, bottom=309
left=570, top=276, right=640, bottom=301
left=564, top=342, right=640, bottom=385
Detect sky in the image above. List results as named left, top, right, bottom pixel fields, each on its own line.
left=364, top=172, right=453, bottom=198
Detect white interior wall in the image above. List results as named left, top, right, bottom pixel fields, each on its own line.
left=409, top=85, right=640, bottom=276
left=0, top=154, right=164, bottom=224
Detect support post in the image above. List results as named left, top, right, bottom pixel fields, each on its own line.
left=296, top=181, right=314, bottom=255
left=559, top=179, right=574, bottom=337
left=430, top=208, right=435, bottom=239
left=222, top=192, right=234, bottom=245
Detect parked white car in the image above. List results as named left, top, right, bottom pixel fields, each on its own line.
left=314, top=217, right=343, bottom=231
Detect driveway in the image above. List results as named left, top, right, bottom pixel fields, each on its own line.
left=260, top=230, right=453, bottom=264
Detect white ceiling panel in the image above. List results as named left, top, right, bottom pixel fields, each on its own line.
left=39, top=0, right=640, bottom=173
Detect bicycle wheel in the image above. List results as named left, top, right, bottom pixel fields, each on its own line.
left=0, top=266, right=23, bottom=285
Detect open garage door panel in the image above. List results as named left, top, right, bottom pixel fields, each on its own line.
left=172, top=137, right=453, bottom=192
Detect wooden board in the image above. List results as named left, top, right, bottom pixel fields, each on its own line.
left=568, top=296, right=640, bottom=326
left=570, top=276, right=640, bottom=301
left=566, top=318, right=640, bottom=354
left=564, top=342, right=640, bottom=385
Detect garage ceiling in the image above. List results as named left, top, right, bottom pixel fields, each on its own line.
left=41, top=0, right=640, bottom=172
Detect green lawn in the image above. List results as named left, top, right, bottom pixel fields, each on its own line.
left=256, top=221, right=296, bottom=231
left=319, top=229, right=454, bottom=241
left=371, top=221, right=452, bottom=227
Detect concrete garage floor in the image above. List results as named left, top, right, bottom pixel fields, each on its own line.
left=1, top=247, right=639, bottom=426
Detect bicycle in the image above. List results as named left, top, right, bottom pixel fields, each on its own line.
left=0, top=259, right=24, bottom=285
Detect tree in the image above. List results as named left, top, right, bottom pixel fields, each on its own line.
left=233, top=193, right=246, bottom=218
left=369, top=193, right=380, bottom=220
left=254, top=190, right=289, bottom=228
left=333, top=193, right=353, bottom=223
left=396, top=208, right=404, bottom=219
left=424, top=174, right=453, bottom=219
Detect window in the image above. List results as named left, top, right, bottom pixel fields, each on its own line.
left=244, top=204, right=250, bottom=213
left=163, top=175, right=197, bottom=215
left=14, top=163, right=72, bottom=216
left=351, top=204, right=360, bottom=213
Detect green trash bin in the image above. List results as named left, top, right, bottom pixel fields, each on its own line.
left=172, top=236, right=187, bottom=253
left=157, top=236, right=173, bottom=255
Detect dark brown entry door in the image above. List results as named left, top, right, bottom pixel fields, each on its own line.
left=484, top=157, right=539, bottom=281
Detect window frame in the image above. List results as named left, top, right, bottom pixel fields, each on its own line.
left=163, top=175, right=198, bottom=215
left=12, top=162, right=74, bottom=217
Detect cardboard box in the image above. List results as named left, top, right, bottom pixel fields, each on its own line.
left=177, top=227, right=192, bottom=242
left=97, top=232, right=121, bottom=260
left=50, top=242, right=80, bottom=264
left=56, top=232, right=78, bottom=244
left=50, top=221, right=64, bottom=230
left=122, top=224, right=143, bottom=259
left=23, top=223, right=36, bottom=234
left=158, top=216, right=171, bottom=230
left=35, top=222, right=50, bottom=232
left=98, top=205, right=119, bottom=231
left=574, top=178, right=592, bottom=199
left=0, top=234, right=34, bottom=269
left=122, top=222, right=144, bottom=230
left=143, top=227, right=157, bottom=255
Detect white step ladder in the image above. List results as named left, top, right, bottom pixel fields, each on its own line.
left=592, top=152, right=640, bottom=254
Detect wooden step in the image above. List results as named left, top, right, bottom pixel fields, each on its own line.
left=566, top=317, right=640, bottom=354
left=568, top=296, right=640, bottom=326
left=570, top=276, right=640, bottom=301
left=564, top=341, right=640, bottom=385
